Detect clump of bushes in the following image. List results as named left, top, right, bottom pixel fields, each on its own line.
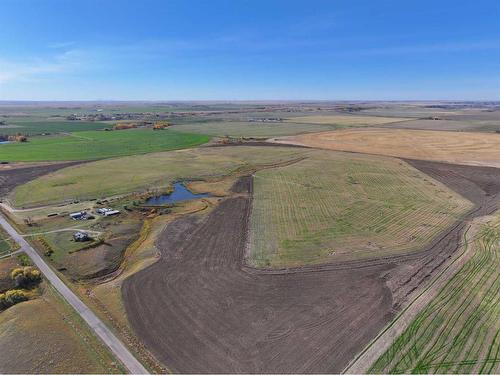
left=153, top=121, right=169, bottom=130
left=114, top=123, right=137, bottom=130
left=0, top=266, right=42, bottom=311
left=10, top=267, right=42, bottom=288
left=1, top=133, right=27, bottom=142
left=0, top=289, right=29, bottom=309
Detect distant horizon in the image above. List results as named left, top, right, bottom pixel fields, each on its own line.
left=1, top=1, right=499, bottom=101
left=1, top=99, right=500, bottom=104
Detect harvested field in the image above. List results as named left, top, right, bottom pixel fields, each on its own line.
left=379, top=119, right=500, bottom=133
left=371, top=214, right=500, bottom=374
left=286, top=115, right=410, bottom=126
left=0, top=283, right=122, bottom=374
left=276, top=128, right=500, bottom=168
left=123, top=160, right=500, bottom=373
left=249, top=151, right=472, bottom=266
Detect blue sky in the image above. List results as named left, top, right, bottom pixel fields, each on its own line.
left=1, top=0, right=499, bottom=100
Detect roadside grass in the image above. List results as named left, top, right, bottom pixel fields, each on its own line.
left=0, top=228, right=14, bottom=255
left=0, top=236, right=11, bottom=255
left=11, top=146, right=309, bottom=207
left=249, top=151, right=473, bottom=266
left=370, top=215, right=500, bottom=374
left=0, top=280, right=123, bottom=374
left=0, top=129, right=210, bottom=162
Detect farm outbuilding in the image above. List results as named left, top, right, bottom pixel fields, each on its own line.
left=97, top=208, right=120, bottom=217
left=69, top=211, right=88, bottom=220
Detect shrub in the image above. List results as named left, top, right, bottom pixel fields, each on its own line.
left=0, top=289, right=29, bottom=309
left=114, top=123, right=137, bottom=130
left=10, top=267, right=42, bottom=288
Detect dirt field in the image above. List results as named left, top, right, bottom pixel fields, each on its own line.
left=123, top=182, right=395, bottom=373
left=275, top=128, right=500, bottom=167
left=123, top=159, right=500, bottom=373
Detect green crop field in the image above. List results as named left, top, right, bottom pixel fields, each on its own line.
left=0, top=129, right=209, bottom=162
left=0, top=120, right=109, bottom=135
left=11, top=146, right=309, bottom=207
left=370, top=216, right=500, bottom=374
left=249, top=151, right=473, bottom=266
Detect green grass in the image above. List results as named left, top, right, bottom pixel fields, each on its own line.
left=11, top=146, right=309, bottom=207
left=370, top=216, right=500, bottom=374
left=0, top=237, right=11, bottom=256
left=249, top=151, right=473, bottom=266
left=0, top=120, right=109, bottom=135
left=0, top=129, right=209, bottom=162
left=171, top=120, right=339, bottom=137
left=0, top=229, right=13, bottom=255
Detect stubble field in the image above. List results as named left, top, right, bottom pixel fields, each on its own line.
left=249, top=151, right=472, bottom=267
left=276, top=128, right=500, bottom=168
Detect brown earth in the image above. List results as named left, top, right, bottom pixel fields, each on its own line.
left=0, top=161, right=83, bottom=199
left=122, top=160, right=499, bottom=373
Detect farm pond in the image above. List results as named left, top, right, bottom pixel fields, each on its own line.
left=145, top=182, right=210, bottom=205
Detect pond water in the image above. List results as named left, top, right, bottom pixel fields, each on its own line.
left=144, top=182, right=210, bottom=205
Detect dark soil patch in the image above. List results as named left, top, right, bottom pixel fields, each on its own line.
left=122, top=161, right=499, bottom=373
left=123, top=178, right=395, bottom=373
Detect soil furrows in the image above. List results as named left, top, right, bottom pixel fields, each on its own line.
left=123, top=159, right=499, bottom=373
left=123, top=179, right=394, bottom=373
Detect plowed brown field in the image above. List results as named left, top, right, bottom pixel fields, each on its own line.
left=123, top=160, right=500, bottom=373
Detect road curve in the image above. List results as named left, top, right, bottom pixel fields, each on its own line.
left=0, top=214, right=148, bottom=374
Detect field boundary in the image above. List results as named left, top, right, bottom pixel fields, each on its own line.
left=343, top=217, right=491, bottom=373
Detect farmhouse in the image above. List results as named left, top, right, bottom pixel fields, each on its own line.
left=73, top=231, right=90, bottom=242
